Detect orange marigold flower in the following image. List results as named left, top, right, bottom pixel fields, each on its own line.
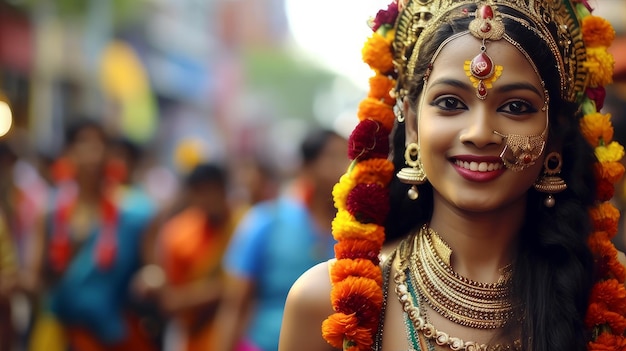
left=331, top=258, right=382, bottom=286
left=582, top=16, right=616, bottom=48
left=331, top=276, right=383, bottom=330
left=580, top=112, right=614, bottom=147
left=334, top=239, right=381, bottom=264
left=357, top=97, right=395, bottom=131
left=352, top=159, right=394, bottom=186
left=362, top=32, right=394, bottom=73
left=368, top=74, right=396, bottom=106
left=590, top=202, right=620, bottom=237
left=322, top=312, right=360, bottom=349
left=333, top=174, right=356, bottom=210
left=584, top=47, right=615, bottom=88
left=589, top=279, right=626, bottom=314
left=332, top=210, right=386, bottom=246
left=595, top=162, right=626, bottom=184
left=342, top=327, right=375, bottom=351
left=589, top=332, right=626, bottom=351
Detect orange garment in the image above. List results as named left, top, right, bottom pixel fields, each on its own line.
left=158, top=207, right=236, bottom=351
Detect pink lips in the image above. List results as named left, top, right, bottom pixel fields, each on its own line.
left=451, top=155, right=505, bottom=182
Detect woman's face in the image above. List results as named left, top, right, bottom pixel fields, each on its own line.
left=412, top=34, right=547, bottom=213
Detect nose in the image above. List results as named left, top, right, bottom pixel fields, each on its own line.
left=458, top=109, right=502, bottom=148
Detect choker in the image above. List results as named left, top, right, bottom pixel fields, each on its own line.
left=409, top=225, right=515, bottom=329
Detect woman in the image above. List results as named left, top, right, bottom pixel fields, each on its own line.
left=280, top=1, right=625, bottom=350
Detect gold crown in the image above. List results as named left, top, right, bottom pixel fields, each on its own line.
left=393, top=0, right=586, bottom=103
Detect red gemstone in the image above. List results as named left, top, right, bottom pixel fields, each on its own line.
left=477, top=81, right=487, bottom=98
left=523, top=155, right=532, bottom=164
left=470, top=52, right=494, bottom=78
left=479, top=5, right=494, bottom=19
left=480, top=22, right=491, bottom=33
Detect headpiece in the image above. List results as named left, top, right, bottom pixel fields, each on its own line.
left=324, top=1, right=623, bottom=350
left=394, top=0, right=587, bottom=103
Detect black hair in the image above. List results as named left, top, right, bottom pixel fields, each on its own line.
left=386, top=5, right=597, bottom=351
left=185, top=162, right=228, bottom=189
left=110, top=136, right=143, bottom=166
left=300, top=128, right=342, bottom=165
left=63, top=117, right=108, bottom=148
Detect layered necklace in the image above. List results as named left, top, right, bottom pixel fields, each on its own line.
left=393, top=225, right=521, bottom=351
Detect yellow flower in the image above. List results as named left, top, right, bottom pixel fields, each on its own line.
left=584, top=47, right=615, bottom=88
left=333, top=174, right=356, bottom=210
left=362, top=32, right=394, bottom=73
left=332, top=210, right=385, bottom=245
left=580, top=112, right=614, bottom=147
left=595, top=141, right=625, bottom=163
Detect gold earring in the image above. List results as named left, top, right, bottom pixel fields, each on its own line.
left=396, top=142, right=427, bottom=200
left=533, top=151, right=567, bottom=208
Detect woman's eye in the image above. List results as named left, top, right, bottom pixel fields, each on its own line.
left=431, top=97, right=467, bottom=111
left=498, top=101, right=537, bottom=114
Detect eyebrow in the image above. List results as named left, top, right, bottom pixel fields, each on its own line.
left=427, top=78, right=544, bottom=98
left=493, top=82, right=543, bottom=98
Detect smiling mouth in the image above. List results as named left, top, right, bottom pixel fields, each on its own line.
left=454, top=159, right=503, bottom=172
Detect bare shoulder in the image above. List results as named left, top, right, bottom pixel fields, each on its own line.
left=288, top=260, right=334, bottom=307
left=279, top=260, right=336, bottom=351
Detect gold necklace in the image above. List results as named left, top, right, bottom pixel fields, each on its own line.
left=410, top=225, right=515, bottom=329
left=393, top=234, right=522, bottom=351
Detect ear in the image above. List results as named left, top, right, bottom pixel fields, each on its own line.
left=403, top=97, right=418, bottom=145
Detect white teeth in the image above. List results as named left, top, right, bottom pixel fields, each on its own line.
left=455, top=160, right=502, bottom=172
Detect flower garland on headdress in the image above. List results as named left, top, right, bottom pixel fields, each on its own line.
left=323, top=1, right=625, bottom=350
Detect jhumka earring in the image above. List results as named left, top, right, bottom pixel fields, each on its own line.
left=533, top=151, right=567, bottom=208
left=396, top=142, right=427, bottom=200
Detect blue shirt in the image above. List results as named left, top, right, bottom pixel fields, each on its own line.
left=223, top=196, right=335, bottom=351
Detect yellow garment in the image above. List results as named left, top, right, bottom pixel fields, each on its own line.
left=28, top=312, right=66, bottom=351
left=0, top=215, right=16, bottom=277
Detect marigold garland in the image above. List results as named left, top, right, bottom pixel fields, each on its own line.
left=577, top=2, right=626, bottom=349
left=323, top=1, right=626, bottom=350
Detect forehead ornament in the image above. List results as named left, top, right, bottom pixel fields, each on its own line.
left=464, top=4, right=505, bottom=99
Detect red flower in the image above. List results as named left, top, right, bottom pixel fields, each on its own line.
left=595, top=178, right=615, bottom=202
left=587, top=87, right=607, bottom=110
left=348, top=119, right=390, bottom=161
left=371, top=2, right=399, bottom=32
left=346, top=182, right=390, bottom=225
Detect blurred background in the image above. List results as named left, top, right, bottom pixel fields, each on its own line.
left=0, top=1, right=625, bottom=351
left=0, top=0, right=394, bottom=179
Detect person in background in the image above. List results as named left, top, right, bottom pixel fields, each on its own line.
left=213, top=127, right=349, bottom=351
left=25, top=118, right=156, bottom=351
left=134, top=162, right=239, bottom=351
left=0, top=212, right=17, bottom=351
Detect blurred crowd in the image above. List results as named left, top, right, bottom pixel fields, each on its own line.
left=0, top=116, right=349, bottom=351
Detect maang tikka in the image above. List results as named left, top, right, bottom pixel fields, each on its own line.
left=397, top=142, right=427, bottom=200
left=465, top=4, right=504, bottom=100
